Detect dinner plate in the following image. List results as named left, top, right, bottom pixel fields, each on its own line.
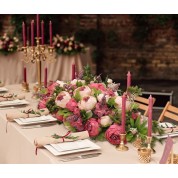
left=14, top=115, right=57, bottom=126
left=44, top=139, right=101, bottom=156
left=0, top=99, right=29, bottom=107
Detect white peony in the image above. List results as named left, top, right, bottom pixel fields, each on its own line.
left=74, top=86, right=91, bottom=98
left=56, top=80, right=66, bottom=87
left=115, top=96, right=131, bottom=110
left=78, top=96, right=97, bottom=111
left=71, top=79, right=86, bottom=85
left=97, top=93, right=110, bottom=102
left=107, top=78, right=113, bottom=84
left=55, top=91, right=71, bottom=108
left=100, top=116, right=113, bottom=127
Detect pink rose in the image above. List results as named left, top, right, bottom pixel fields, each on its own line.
left=85, top=118, right=100, bottom=137
left=66, top=98, right=78, bottom=112
left=38, top=98, right=48, bottom=109
left=47, top=82, right=59, bottom=95
left=105, top=124, right=122, bottom=145
left=89, top=83, right=107, bottom=92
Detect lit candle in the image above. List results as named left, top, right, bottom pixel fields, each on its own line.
left=22, top=22, right=26, bottom=47
left=31, top=20, right=34, bottom=46
left=148, top=95, right=153, bottom=137
left=121, top=94, right=126, bottom=134
left=49, top=21, right=52, bottom=46
left=36, top=14, right=40, bottom=38
left=127, top=71, right=131, bottom=89
left=24, top=67, right=27, bottom=83
left=72, top=64, right=75, bottom=80
left=41, top=20, right=44, bottom=45
left=44, top=67, right=47, bottom=88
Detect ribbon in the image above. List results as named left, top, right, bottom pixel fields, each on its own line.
left=61, top=131, right=71, bottom=142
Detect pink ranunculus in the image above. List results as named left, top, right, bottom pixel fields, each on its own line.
left=53, top=111, right=64, bottom=122
left=105, top=124, right=122, bottom=145
left=85, top=118, right=100, bottom=137
left=89, top=83, right=107, bottom=92
left=66, top=98, right=78, bottom=112
left=55, top=91, right=71, bottom=108
left=38, top=98, right=48, bottom=109
left=47, top=82, right=59, bottom=95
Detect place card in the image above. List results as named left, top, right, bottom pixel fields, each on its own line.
left=159, top=136, right=174, bottom=164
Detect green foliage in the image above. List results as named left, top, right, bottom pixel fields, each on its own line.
left=127, top=86, right=143, bottom=97
left=52, top=133, right=78, bottom=140
left=46, top=98, right=59, bottom=113
left=95, top=132, right=106, bottom=141
left=80, top=110, right=93, bottom=122
left=92, top=88, right=102, bottom=98
left=53, top=86, right=63, bottom=97
left=107, top=98, right=116, bottom=108
left=74, top=90, right=82, bottom=102
left=58, top=108, right=72, bottom=118
left=81, top=65, right=94, bottom=84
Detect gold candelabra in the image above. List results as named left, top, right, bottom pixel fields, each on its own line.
left=20, top=37, right=55, bottom=91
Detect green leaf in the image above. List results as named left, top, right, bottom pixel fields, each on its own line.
left=92, top=88, right=102, bottom=98
left=58, top=108, right=72, bottom=118
left=126, top=132, right=134, bottom=142
left=76, top=81, right=84, bottom=87
left=135, top=117, right=141, bottom=129
left=107, top=98, right=116, bottom=108
left=74, top=90, right=82, bottom=102
left=95, top=132, right=106, bottom=141
left=130, top=118, right=135, bottom=128
left=80, top=110, right=93, bottom=122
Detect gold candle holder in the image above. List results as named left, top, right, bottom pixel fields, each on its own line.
left=116, top=133, right=129, bottom=151
left=22, top=82, right=29, bottom=92
left=138, top=147, right=151, bottom=163
left=146, top=136, right=156, bottom=154
left=132, top=136, right=142, bottom=149
left=168, top=154, right=178, bottom=164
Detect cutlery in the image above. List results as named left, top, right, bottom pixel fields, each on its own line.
left=59, top=152, right=101, bottom=162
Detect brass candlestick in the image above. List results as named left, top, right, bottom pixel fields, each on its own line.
left=116, top=133, right=129, bottom=151
left=146, top=136, right=155, bottom=154
left=22, top=82, right=29, bottom=92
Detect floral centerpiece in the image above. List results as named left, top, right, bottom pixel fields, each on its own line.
left=53, top=34, right=86, bottom=55
left=38, top=66, right=163, bottom=147
left=0, top=33, right=19, bottom=55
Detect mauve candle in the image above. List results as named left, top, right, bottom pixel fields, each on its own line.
left=36, top=14, right=40, bottom=38
left=49, top=21, right=52, bottom=46
left=41, top=20, right=44, bottom=45
left=22, top=22, right=26, bottom=47
left=24, top=67, right=27, bottom=83
left=121, top=94, right=126, bottom=134
left=44, top=67, right=47, bottom=88
left=127, top=71, right=131, bottom=89
left=31, top=20, right=34, bottom=46
left=148, top=95, right=153, bottom=137
left=72, top=64, right=75, bottom=80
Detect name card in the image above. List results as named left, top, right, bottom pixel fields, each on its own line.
left=159, top=136, right=173, bottom=164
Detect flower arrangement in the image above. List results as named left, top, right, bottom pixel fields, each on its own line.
left=0, top=33, right=19, bottom=55
left=38, top=66, right=164, bottom=147
left=53, top=34, right=86, bottom=55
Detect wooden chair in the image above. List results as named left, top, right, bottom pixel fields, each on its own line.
left=158, top=101, right=178, bottom=122
left=134, top=96, right=156, bottom=116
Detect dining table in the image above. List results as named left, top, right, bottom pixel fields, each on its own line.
left=0, top=84, right=177, bottom=164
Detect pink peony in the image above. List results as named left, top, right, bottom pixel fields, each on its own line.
left=85, top=118, right=100, bottom=137
left=98, top=116, right=113, bottom=127
left=38, top=98, right=48, bottom=109
left=47, top=82, right=59, bottom=95
left=105, top=124, right=122, bottom=145
left=66, top=98, right=78, bottom=112
left=78, top=96, right=97, bottom=111
left=55, top=91, right=71, bottom=108
left=74, top=86, right=91, bottom=98
left=53, top=111, right=64, bottom=122
left=89, top=83, right=107, bottom=92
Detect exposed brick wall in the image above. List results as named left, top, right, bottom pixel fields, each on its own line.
left=1, top=15, right=178, bottom=81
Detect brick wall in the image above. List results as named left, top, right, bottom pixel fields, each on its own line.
left=1, top=15, right=178, bottom=81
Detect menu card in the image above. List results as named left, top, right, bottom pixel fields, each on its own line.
left=159, top=136, right=174, bottom=164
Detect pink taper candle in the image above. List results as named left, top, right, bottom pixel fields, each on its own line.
left=22, top=22, right=26, bottom=47
left=41, top=20, right=44, bottom=45
left=31, top=20, right=34, bottom=46
left=72, top=64, right=75, bottom=80
left=121, top=94, right=126, bottom=134
left=127, top=71, right=131, bottom=89
left=49, top=21, right=52, bottom=46
left=24, top=67, right=27, bottom=83
left=36, top=14, right=40, bottom=38
left=44, top=67, right=47, bottom=88
left=148, top=95, right=153, bottom=137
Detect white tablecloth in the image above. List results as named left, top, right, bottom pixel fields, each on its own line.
left=0, top=84, right=177, bottom=164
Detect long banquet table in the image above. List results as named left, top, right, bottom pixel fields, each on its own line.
left=0, top=84, right=177, bottom=164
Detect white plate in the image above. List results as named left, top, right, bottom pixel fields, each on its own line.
left=0, top=99, right=29, bottom=107
left=0, top=87, right=8, bottom=92
left=44, top=139, right=101, bottom=156
left=14, top=115, right=57, bottom=125
left=156, top=132, right=178, bottom=139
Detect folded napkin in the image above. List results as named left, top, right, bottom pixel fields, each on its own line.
left=6, top=108, right=49, bottom=122
left=34, top=130, right=89, bottom=148
left=0, top=93, right=25, bottom=102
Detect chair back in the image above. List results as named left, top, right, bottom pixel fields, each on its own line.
left=158, top=101, right=178, bottom=122
left=134, top=96, right=156, bottom=116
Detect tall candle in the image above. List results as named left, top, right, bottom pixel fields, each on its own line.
left=148, top=95, right=153, bottom=137
left=72, top=64, right=75, bottom=80
left=49, top=21, right=52, bottom=46
left=27, top=26, right=30, bottom=44
left=44, top=67, right=47, bottom=88
left=31, top=20, right=34, bottom=46
left=22, top=22, right=26, bottom=47
left=36, top=14, right=40, bottom=37
left=41, top=20, right=44, bottom=45
left=127, top=71, right=131, bottom=89
left=24, top=67, right=27, bottom=83
left=121, top=94, right=126, bottom=134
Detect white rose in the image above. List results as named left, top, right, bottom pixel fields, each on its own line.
left=71, top=79, right=85, bottom=85
left=100, top=116, right=113, bottom=127
left=97, top=93, right=110, bottom=102
left=107, top=78, right=113, bottom=84
left=55, top=91, right=71, bottom=108
left=78, top=96, right=97, bottom=111
left=115, top=96, right=131, bottom=110
left=56, top=80, right=66, bottom=87
left=74, top=86, right=91, bottom=98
